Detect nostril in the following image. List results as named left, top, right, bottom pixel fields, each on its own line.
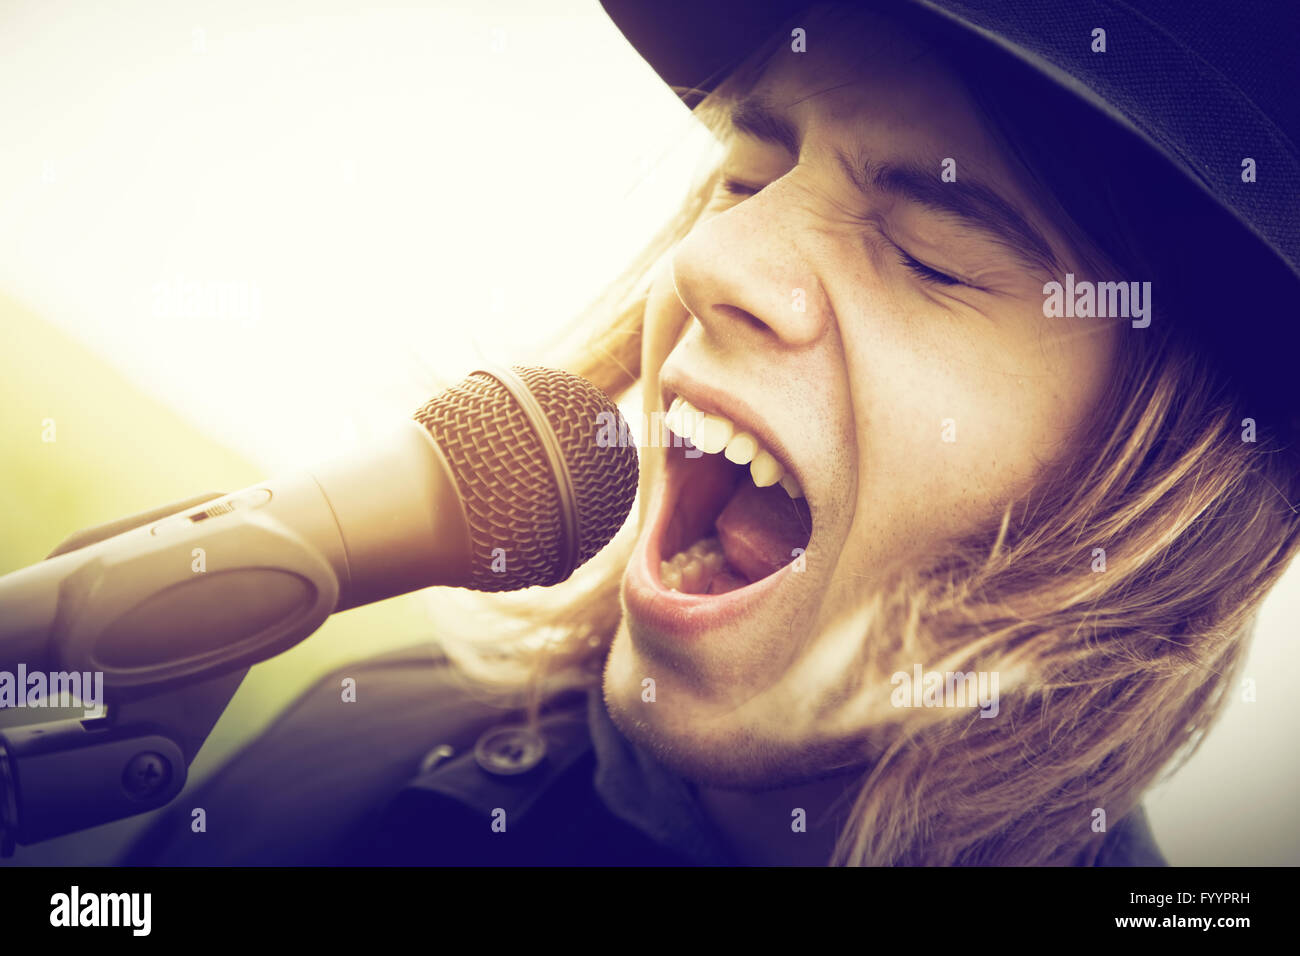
left=712, top=303, right=767, bottom=333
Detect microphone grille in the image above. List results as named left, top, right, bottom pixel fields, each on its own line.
left=413, top=365, right=639, bottom=591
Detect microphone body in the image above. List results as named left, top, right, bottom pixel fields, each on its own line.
left=0, top=365, right=639, bottom=702
left=0, top=419, right=472, bottom=697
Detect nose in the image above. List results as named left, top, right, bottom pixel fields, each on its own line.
left=669, top=180, right=831, bottom=349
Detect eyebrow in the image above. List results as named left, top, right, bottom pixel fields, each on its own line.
left=726, top=97, right=1063, bottom=275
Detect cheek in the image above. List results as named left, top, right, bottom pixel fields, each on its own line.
left=642, top=263, right=690, bottom=384
left=633, top=266, right=690, bottom=527
left=847, top=309, right=1117, bottom=550
left=857, top=361, right=1013, bottom=530
left=982, top=314, right=1120, bottom=469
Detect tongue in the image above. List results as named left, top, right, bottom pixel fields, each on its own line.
left=714, top=481, right=812, bottom=583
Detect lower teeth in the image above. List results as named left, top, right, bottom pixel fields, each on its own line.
left=660, top=536, right=731, bottom=594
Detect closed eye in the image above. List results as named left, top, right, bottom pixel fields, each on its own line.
left=720, top=176, right=761, bottom=196
left=721, top=176, right=967, bottom=288
left=895, top=248, right=963, bottom=286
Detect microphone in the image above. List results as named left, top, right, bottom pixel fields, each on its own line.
left=0, top=365, right=639, bottom=699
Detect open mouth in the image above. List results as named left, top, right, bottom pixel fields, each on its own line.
left=655, top=391, right=813, bottom=595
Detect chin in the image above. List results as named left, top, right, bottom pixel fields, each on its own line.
left=600, top=624, right=863, bottom=791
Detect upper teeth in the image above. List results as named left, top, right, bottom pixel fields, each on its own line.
left=665, top=396, right=803, bottom=498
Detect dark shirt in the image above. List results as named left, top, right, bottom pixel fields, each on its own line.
left=119, top=644, right=1167, bottom=866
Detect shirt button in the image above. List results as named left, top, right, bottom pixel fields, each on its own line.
left=418, top=744, right=455, bottom=774
left=474, top=725, right=547, bottom=776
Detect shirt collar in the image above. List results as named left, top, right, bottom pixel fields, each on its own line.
left=585, top=686, right=738, bottom=865
left=401, top=683, right=737, bottom=865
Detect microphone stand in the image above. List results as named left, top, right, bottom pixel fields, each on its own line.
left=0, top=493, right=246, bottom=855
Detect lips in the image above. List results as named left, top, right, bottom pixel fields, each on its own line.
left=622, top=372, right=814, bottom=638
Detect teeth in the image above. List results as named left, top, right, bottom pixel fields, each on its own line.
left=749, top=449, right=782, bottom=487
left=693, top=414, right=734, bottom=455
left=664, top=397, right=686, bottom=437
left=680, top=558, right=706, bottom=593
left=723, top=431, right=758, bottom=465
left=659, top=536, right=727, bottom=593
left=676, top=399, right=704, bottom=443
left=664, top=395, right=803, bottom=497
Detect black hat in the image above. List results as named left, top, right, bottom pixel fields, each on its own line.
left=600, top=0, right=1300, bottom=422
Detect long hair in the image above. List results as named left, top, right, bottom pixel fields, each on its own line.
left=429, top=2, right=1300, bottom=864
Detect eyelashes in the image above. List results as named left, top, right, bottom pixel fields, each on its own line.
left=720, top=177, right=759, bottom=196
left=716, top=177, right=967, bottom=288
left=894, top=249, right=963, bottom=286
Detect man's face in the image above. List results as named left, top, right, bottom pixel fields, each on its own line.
left=603, top=8, right=1120, bottom=787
